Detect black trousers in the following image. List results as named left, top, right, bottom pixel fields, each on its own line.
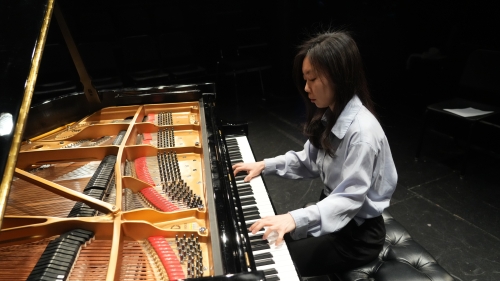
left=285, top=193, right=386, bottom=277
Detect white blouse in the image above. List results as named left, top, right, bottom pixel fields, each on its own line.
left=263, top=95, right=398, bottom=240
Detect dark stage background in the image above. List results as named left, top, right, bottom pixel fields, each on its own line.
left=3, top=1, right=500, bottom=280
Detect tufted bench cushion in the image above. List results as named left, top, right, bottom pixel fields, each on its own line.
left=331, top=210, right=455, bottom=281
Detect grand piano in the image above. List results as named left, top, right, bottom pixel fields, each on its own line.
left=0, top=1, right=300, bottom=280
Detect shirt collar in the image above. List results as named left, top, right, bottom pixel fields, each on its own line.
left=322, top=95, right=363, bottom=139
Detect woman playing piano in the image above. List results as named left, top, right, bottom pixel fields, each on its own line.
left=232, top=30, right=398, bottom=277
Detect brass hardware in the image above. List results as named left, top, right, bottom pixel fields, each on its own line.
left=0, top=0, right=55, bottom=229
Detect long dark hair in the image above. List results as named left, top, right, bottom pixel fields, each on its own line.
left=293, top=30, right=375, bottom=156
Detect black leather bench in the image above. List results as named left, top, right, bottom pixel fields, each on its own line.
left=307, top=211, right=455, bottom=281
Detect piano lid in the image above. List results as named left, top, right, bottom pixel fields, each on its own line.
left=0, top=0, right=55, bottom=227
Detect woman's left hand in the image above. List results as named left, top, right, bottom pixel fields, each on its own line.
left=248, top=213, right=296, bottom=246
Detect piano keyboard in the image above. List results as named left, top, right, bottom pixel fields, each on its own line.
left=226, top=136, right=301, bottom=281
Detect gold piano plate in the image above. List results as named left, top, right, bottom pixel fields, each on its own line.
left=1, top=99, right=219, bottom=280
left=141, top=103, right=200, bottom=126
left=131, top=122, right=202, bottom=148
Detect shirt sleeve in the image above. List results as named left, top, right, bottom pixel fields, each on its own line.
left=262, top=140, right=320, bottom=179
left=288, top=141, right=377, bottom=239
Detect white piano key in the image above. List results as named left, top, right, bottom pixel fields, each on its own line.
left=228, top=136, right=300, bottom=281
left=256, top=264, right=301, bottom=281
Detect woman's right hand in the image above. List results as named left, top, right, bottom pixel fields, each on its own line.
left=232, top=161, right=265, bottom=182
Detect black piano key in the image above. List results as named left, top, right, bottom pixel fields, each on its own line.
left=229, top=154, right=243, bottom=160
left=243, top=209, right=260, bottom=217
left=248, top=234, right=264, bottom=241
left=235, top=173, right=247, bottom=178
left=251, top=243, right=270, bottom=251
left=253, top=252, right=273, bottom=260
left=242, top=206, right=259, bottom=213
left=240, top=200, right=257, bottom=206
left=263, top=268, right=279, bottom=276
left=236, top=187, right=252, bottom=194
left=255, top=258, right=275, bottom=267
left=236, top=183, right=251, bottom=188
left=237, top=186, right=252, bottom=192
left=240, top=196, right=256, bottom=203
left=244, top=214, right=261, bottom=221
left=238, top=190, right=254, bottom=197
left=250, top=239, right=268, bottom=246
left=266, top=275, right=281, bottom=281
left=240, top=196, right=255, bottom=202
